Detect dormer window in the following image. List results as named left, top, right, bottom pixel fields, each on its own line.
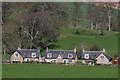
left=68, top=54, right=73, bottom=58
left=57, top=54, right=62, bottom=58
left=47, top=53, right=52, bottom=58
left=32, top=53, right=36, bottom=58
left=84, top=54, right=89, bottom=59
left=95, top=55, right=96, bottom=57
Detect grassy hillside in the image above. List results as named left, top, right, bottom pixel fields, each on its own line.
left=41, top=28, right=118, bottom=57
left=3, top=27, right=118, bottom=60
left=2, top=64, right=118, bottom=78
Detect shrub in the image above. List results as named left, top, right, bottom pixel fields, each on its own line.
left=89, top=44, right=100, bottom=51
left=77, top=60, right=82, bottom=64
left=75, top=29, right=79, bottom=34
left=100, top=30, right=104, bottom=36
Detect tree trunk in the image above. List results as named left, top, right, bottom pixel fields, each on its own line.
left=96, top=23, right=98, bottom=29
left=4, top=50, right=6, bottom=55
left=30, top=42, right=33, bottom=49
left=108, top=9, right=111, bottom=31
left=108, top=14, right=111, bottom=31
left=91, top=22, right=94, bottom=29
left=30, top=35, right=34, bottom=49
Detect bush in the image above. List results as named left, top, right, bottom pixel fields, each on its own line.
left=75, top=29, right=79, bottom=34
left=100, top=30, right=104, bottom=36
left=89, top=44, right=100, bottom=51
left=114, top=32, right=119, bottom=37
left=77, top=60, right=82, bottom=64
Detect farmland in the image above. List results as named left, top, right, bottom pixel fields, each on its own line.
left=2, top=64, right=118, bottom=78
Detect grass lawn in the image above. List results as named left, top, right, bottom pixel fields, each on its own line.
left=2, top=64, right=118, bottom=78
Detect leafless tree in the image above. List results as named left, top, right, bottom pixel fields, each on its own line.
left=72, top=2, right=82, bottom=27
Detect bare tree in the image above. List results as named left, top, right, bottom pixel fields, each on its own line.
left=23, top=11, right=59, bottom=49
left=72, top=2, right=82, bottom=27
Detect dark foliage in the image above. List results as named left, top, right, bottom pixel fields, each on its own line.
left=89, top=44, right=100, bottom=51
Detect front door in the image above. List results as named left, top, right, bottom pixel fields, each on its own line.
left=64, top=60, right=66, bottom=64
left=54, top=60, right=56, bottom=63
left=91, top=62, right=93, bottom=65
left=27, top=59, right=29, bottom=62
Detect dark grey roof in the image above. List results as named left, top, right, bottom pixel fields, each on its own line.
left=81, top=51, right=112, bottom=61
left=17, top=49, right=41, bottom=58
left=45, top=50, right=77, bottom=59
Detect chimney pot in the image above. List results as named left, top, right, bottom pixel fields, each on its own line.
left=46, top=47, right=48, bottom=52
left=74, top=48, right=76, bottom=53
left=103, top=48, right=105, bottom=52
left=83, top=48, right=85, bottom=52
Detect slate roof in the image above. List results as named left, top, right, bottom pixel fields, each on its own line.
left=17, top=49, right=41, bottom=58
left=45, top=50, right=77, bottom=59
left=81, top=51, right=112, bottom=61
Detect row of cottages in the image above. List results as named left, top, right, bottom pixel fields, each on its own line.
left=45, top=47, right=77, bottom=64
left=10, top=47, right=112, bottom=65
left=10, top=48, right=77, bottom=64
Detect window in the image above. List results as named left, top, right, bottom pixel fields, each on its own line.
left=68, top=60, right=72, bottom=63
left=68, top=54, right=73, bottom=58
left=84, top=54, right=89, bottom=59
left=101, top=56, right=104, bottom=59
left=15, top=53, right=18, bottom=57
left=32, top=53, right=36, bottom=57
left=95, top=55, right=96, bottom=57
left=101, top=61, right=104, bottom=64
left=14, top=59, right=19, bottom=61
left=47, top=53, right=52, bottom=58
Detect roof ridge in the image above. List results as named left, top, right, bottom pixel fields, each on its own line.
left=48, top=50, right=73, bottom=51
left=84, top=51, right=104, bottom=52
left=17, top=49, right=40, bottom=50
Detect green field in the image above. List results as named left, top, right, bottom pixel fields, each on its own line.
left=2, top=64, right=118, bottom=78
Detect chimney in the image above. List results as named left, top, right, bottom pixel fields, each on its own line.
left=103, top=48, right=106, bottom=52
left=46, top=47, right=48, bottom=52
left=37, top=47, right=40, bottom=53
left=37, top=47, right=41, bottom=50
left=18, top=44, right=21, bottom=50
left=82, top=48, right=85, bottom=52
left=74, top=48, right=76, bottom=53
left=18, top=47, right=21, bottom=50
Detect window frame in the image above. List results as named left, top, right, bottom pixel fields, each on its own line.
left=47, top=53, right=52, bottom=58
left=84, top=54, right=89, bottom=59
left=32, top=52, right=37, bottom=58
left=68, top=60, right=72, bottom=63
left=68, top=54, right=73, bottom=59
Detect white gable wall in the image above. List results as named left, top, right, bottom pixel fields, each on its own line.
left=96, top=53, right=112, bottom=64
left=10, top=51, right=23, bottom=63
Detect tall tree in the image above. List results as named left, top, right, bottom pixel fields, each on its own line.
left=72, top=2, right=82, bottom=27
left=104, top=2, right=114, bottom=31
left=2, top=2, right=68, bottom=53
left=23, top=11, right=59, bottom=49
